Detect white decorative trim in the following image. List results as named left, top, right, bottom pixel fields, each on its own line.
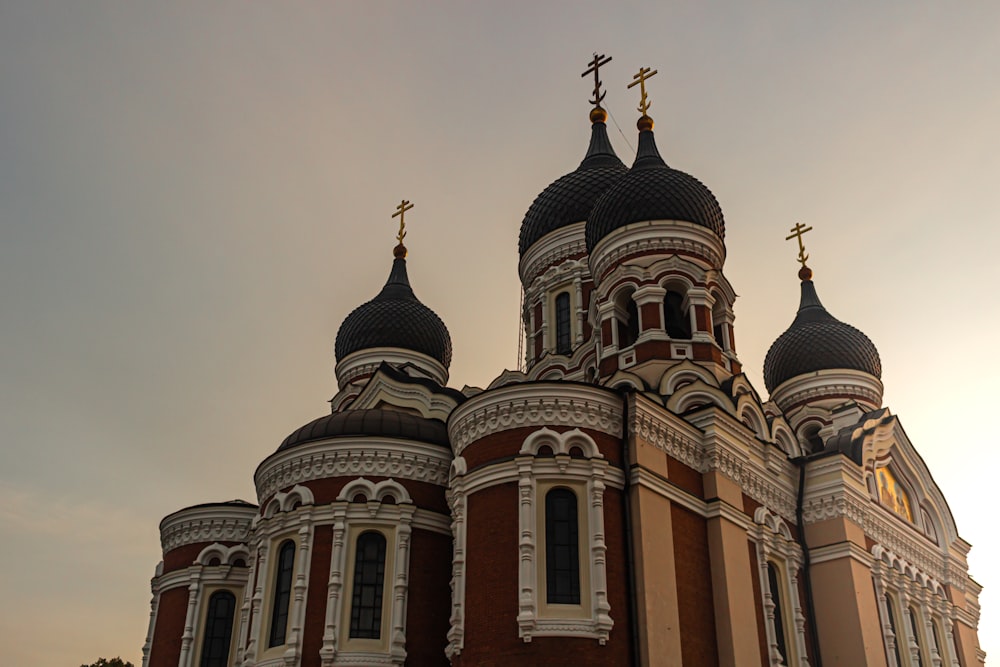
left=448, top=383, right=622, bottom=455
left=445, top=462, right=467, bottom=659
left=771, top=369, right=883, bottom=417
left=337, top=477, right=411, bottom=504
left=872, top=543, right=959, bottom=667
left=348, top=370, right=459, bottom=422
left=632, top=399, right=799, bottom=522
left=319, top=482, right=415, bottom=667
left=752, top=508, right=809, bottom=667
left=141, top=562, right=163, bottom=667
left=160, top=504, right=258, bottom=553
left=589, top=219, right=725, bottom=286
left=195, top=542, right=252, bottom=567
left=512, top=430, right=614, bottom=644
left=335, top=347, right=448, bottom=389
left=263, top=485, right=315, bottom=519
left=255, top=438, right=452, bottom=501
left=519, top=222, right=588, bottom=288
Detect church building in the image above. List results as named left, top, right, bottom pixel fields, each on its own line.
left=141, top=58, right=985, bottom=666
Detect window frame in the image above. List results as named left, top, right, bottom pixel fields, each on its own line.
left=267, top=539, right=296, bottom=648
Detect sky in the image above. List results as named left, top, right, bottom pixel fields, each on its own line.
left=1, top=2, right=997, bottom=664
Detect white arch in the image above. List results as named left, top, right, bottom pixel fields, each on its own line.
left=336, top=477, right=412, bottom=504
left=520, top=427, right=601, bottom=458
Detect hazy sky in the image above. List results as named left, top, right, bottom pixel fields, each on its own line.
left=1, top=2, right=997, bottom=664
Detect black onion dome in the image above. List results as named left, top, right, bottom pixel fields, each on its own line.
left=763, top=279, right=882, bottom=393
left=278, top=408, right=449, bottom=451
left=335, top=257, right=452, bottom=367
left=586, top=128, right=725, bottom=252
left=519, top=121, right=627, bottom=256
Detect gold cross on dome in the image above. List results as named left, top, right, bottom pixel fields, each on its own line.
left=582, top=53, right=612, bottom=108
left=628, top=66, right=658, bottom=116
left=785, top=222, right=814, bottom=267
left=392, top=199, right=413, bottom=244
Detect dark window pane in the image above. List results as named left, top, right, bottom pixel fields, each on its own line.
left=268, top=540, right=295, bottom=647
left=200, top=591, right=236, bottom=667
left=350, top=531, right=387, bottom=639
left=555, top=292, right=572, bottom=355
left=767, top=563, right=788, bottom=664
left=664, top=290, right=691, bottom=339
left=545, top=488, right=580, bottom=604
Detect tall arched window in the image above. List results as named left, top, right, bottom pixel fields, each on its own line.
left=268, top=540, right=295, bottom=647
left=200, top=590, right=236, bottom=667
left=555, top=292, right=572, bottom=355
left=545, top=488, right=580, bottom=604
left=616, top=298, right=640, bottom=348
left=909, top=606, right=925, bottom=666
left=349, top=531, right=388, bottom=639
left=885, top=595, right=903, bottom=666
left=663, top=290, right=691, bottom=339
left=766, top=563, right=789, bottom=663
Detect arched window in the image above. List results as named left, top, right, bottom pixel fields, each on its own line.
left=663, top=290, right=691, bottom=339
left=349, top=531, right=388, bottom=639
left=616, top=298, right=639, bottom=348
left=200, top=591, right=236, bottom=667
left=909, top=606, right=925, bottom=666
left=885, top=595, right=903, bottom=666
left=545, top=488, right=580, bottom=604
left=268, top=540, right=295, bottom=647
left=766, top=563, right=789, bottom=663
left=555, top=292, right=572, bottom=355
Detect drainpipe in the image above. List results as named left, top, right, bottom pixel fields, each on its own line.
left=619, top=389, right=641, bottom=667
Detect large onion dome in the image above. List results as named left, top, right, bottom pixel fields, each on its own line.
left=278, top=408, right=448, bottom=452
left=763, top=275, right=881, bottom=393
left=586, top=121, right=725, bottom=252
left=519, top=110, right=627, bottom=256
left=335, top=251, right=452, bottom=367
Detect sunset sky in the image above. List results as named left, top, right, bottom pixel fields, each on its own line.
left=1, top=2, right=997, bottom=664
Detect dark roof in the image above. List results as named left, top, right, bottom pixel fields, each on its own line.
left=335, top=257, right=452, bottom=367
left=763, top=279, right=882, bottom=392
left=518, top=121, right=626, bottom=256
left=586, top=129, right=725, bottom=252
left=279, top=408, right=450, bottom=451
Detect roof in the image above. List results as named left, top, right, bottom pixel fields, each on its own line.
left=586, top=128, right=725, bottom=252
left=278, top=408, right=450, bottom=451
left=518, top=120, right=626, bottom=255
left=334, top=257, right=452, bottom=367
left=763, top=279, right=882, bottom=392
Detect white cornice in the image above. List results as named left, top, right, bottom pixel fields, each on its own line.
left=447, top=383, right=622, bottom=455
left=589, top=220, right=725, bottom=286
left=255, top=437, right=453, bottom=501
left=159, top=504, right=257, bottom=553
left=771, top=368, right=883, bottom=415
left=519, top=222, right=588, bottom=287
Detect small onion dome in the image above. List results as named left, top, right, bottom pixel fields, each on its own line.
left=335, top=255, right=452, bottom=367
left=586, top=123, right=725, bottom=252
left=518, top=114, right=627, bottom=256
left=278, top=408, right=449, bottom=451
left=763, top=277, right=882, bottom=393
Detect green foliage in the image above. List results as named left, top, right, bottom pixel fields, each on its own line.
left=80, top=658, right=135, bottom=667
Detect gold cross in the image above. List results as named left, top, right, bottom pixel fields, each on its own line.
left=391, top=199, right=413, bottom=244
left=785, top=222, right=814, bottom=267
left=582, top=53, right=612, bottom=108
left=628, top=66, right=658, bottom=116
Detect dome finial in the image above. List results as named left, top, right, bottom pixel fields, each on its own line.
left=628, top=66, right=658, bottom=131
left=582, top=52, right=612, bottom=124
left=785, top=222, right=814, bottom=280
left=391, top=199, right=412, bottom=258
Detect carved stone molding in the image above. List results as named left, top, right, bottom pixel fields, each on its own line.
left=448, top=384, right=622, bottom=454
left=255, top=439, right=452, bottom=501
left=634, top=401, right=797, bottom=522
left=160, top=505, right=257, bottom=553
